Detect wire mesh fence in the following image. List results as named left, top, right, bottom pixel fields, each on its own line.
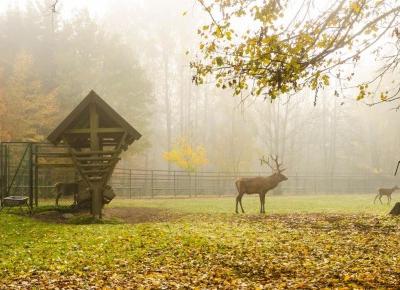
left=3, top=166, right=398, bottom=201
left=109, top=168, right=398, bottom=198
left=1, top=142, right=399, bottom=203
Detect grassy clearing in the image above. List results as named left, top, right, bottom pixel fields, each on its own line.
left=111, top=193, right=395, bottom=214
left=1, top=194, right=399, bottom=289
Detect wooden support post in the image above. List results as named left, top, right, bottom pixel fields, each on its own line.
left=89, top=102, right=102, bottom=219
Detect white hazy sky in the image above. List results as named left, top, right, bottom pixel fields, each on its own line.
left=0, top=0, right=109, bottom=18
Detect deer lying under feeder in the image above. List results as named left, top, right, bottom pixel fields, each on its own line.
left=374, top=186, right=399, bottom=205
left=235, top=155, right=288, bottom=214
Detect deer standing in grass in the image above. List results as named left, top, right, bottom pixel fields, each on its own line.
left=374, top=186, right=399, bottom=204
left=235, top=155, right=288, bottom=214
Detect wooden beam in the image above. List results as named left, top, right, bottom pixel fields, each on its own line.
left=89, top=102, right=102, bottom=219
left=36, top=152, right=71, bottom=158
left=101, top=132, right=127, bottom=188
left=88, top=176, right=103, bottom=181
left=37, top=163, right=75, bottom=168
left=62, top=138, right=91, bottom=188
left=82, top=169, right=109, bottom=174
left=80, top=163, right=110, bottom=168
left=89, top=102, right=100, bottom=151
left=66, top=128, right=125, bottom=134
left=76, top=157, right=119, bottom=161
left=74, top=150, right=118, bottom=156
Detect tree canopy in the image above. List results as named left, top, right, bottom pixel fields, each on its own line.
left=192, top=0, right=400, bottom=105
left=163, top=137, right=208, bottom=172
left=0, top=3, right=152, bottom=146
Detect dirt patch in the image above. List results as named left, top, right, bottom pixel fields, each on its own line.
left=29, top=207, right=183, bottom=224
left=103, top=207, right=183, bottom=224
left=31, top=210, right=90, bottom=224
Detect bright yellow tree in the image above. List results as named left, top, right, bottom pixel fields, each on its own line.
left=163, top=138, right=208, bottom=172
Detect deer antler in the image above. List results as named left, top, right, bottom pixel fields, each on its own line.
left=271, top=155, right=286, bottom=172
left=260, top=155, right=285, bottom=173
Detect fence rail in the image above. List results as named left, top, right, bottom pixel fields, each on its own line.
left=108, top=168, right=398, bottom=198
left=2, top=163, right=398, bottom=199
left=2, top=142, right=398, bottom=207
left=1, top=166, right=398, bottom=199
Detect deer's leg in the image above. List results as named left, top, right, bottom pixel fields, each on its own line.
left=374, top=194, right=379, bottom=204
left=259, top=192, right=266, bottom=214
left=263, top=192, right=266, bottom=213
left=238, top=194, right=245, bottom=213
left=235, top=195, right=239, bottom=214
left=379, top=195, right=383, bottom=204
left=55, top=192, right=60, bottom=207
left=236, top=193, right=244, bottom=213
left=73, top=192, right=78, bottom=207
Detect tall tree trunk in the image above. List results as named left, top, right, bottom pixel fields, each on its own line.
left=163, top=53, right=172, bottom=171
left=329, top=97, right=337, bottom=176
left=179, top=60, right=185, bottom=136
left=203, top=85, right=208, bottom=145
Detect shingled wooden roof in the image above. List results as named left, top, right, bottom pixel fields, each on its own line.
left=47, top=90, right=141, bottom=147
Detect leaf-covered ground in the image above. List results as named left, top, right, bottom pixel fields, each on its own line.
left=1, top=195, right=400, bottom=289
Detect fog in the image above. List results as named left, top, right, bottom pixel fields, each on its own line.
left=0, top=0, right=399, bottom=179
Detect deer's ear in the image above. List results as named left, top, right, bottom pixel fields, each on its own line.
left=279, top=168, right=286, bottom=173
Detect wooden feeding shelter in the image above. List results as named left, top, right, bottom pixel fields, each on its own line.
left=47, top=90, right=141, bottom=218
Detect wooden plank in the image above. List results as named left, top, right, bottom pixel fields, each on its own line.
left=65, top=141, right=91, bottom=188
left=88, top=176, right=103, bottom=181
left=82, top=169, right=109, bottom=174
left=37, top=163, right=75, bottom=168
left=101, top=132, right=127, bottom=188
left=36, top=152, right=71, bottom=157
left=66, top=128, right=125, bottom=134
left=76, top=157, right=119, bottom=161
left=89, top=102, right=102, bottom=219
left=89, top=102, right=100, bottom=151
left=80, top=163, right=110, bottom=168
left=74, top=150, right=118, bottom=156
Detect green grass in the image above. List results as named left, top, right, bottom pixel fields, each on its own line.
left=110, top=193, right=395, bottom=214
left=1, top=194, right=399, bottom=288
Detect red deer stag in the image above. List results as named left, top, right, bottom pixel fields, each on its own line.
left=235, top=155, right=288, bottom=214
left=374, top=186, right=399, bottom=204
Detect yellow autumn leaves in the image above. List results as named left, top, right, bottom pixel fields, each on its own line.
left=163, top=138, right=208, bottom=172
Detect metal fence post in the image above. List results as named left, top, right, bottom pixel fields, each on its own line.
left=129, top=169, right=132, bottom=199
left=29, top=143, right=33, bottom=210
left=173, top=171, right=176, bottom=197
left=188, top=172, right=191, bottom=198
left=34, top=144, right=39, bottom=207
left=195, top=172, right=198, bottom=197
left=151, top=170, right=154, bottom=198
left=0, top=143, right=3, bottom=206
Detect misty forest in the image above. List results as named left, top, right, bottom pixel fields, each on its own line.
left=1, top=0, right=400, bottom=288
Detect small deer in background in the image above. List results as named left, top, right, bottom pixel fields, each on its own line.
left=374, top=186, right=399, bottom=204
left=53, top=182, right=79, bottom=206
left=235, top=155, right=288, bottom=214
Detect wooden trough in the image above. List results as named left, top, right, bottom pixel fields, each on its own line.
left=47, top=90, right=141, bottom=218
